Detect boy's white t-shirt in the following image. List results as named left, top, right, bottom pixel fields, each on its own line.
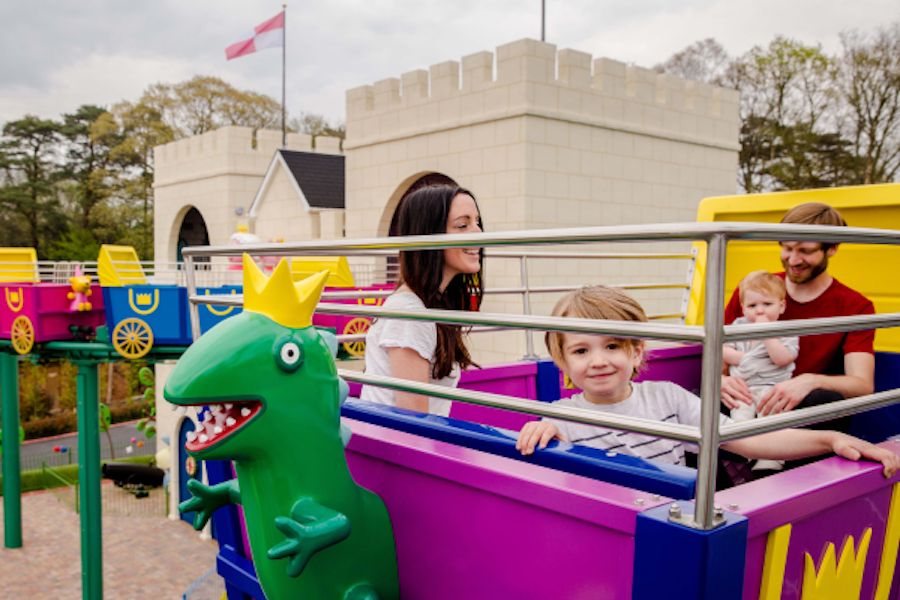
left=545, top=380, right=731, bottom=466
left=360, top=292, right=459, bottom=417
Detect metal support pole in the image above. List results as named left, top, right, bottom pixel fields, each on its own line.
left=693, top=234, right=727, bottom=530
left=541, top=0, right=545, bottom=41
left=520, top=256, right=538, bottom=359
left=1, top=352, right=22, bottom=549
left=76, top=361, right=102, bottom=600
left=281, top=3, right=287, bottom=148
left=185, top=255, right=201, bottom=342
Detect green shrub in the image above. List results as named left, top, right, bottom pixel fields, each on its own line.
left=20, top=399, right=152, bottom=441
left=19, top=362, right=51, bottom=422
left=0, top=454, right=157, bottom=496
left=22, top=412, right=77, bottom=439
left=58, top=362, right=77, bottom=412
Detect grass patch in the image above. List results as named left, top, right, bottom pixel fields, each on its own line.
left=0, top=455, right=156, bottom=496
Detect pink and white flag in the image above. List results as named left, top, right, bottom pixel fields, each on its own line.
left=225, top=12, right=284, bottom=61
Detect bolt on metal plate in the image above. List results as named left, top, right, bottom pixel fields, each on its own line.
left=667, top=503, right=727, bottom=530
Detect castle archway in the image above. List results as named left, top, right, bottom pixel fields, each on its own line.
left=173, top=206, right=211, bottom=264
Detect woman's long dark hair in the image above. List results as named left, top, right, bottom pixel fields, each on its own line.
left=395, top=184, right=484, bottom=379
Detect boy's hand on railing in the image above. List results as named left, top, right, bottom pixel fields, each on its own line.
left=516, top=421, right=564, bottom=456
left=721, top=376, right=753, bottom=409
left=831, top=434, right=900, bottom=478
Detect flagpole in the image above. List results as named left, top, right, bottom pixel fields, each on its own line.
left=282, top=3, right=287, bottom=147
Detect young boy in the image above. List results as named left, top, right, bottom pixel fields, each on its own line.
left=515, top=286, right=899, bottom=479
left=724, top=271, right=798, bottom=472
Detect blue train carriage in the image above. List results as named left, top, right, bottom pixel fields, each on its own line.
left=98, top=245, right=242, bottom=359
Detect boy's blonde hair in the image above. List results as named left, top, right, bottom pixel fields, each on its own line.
left=738, top=270, right=786, bottom=304
left=545, top=285, right=647, bottom=378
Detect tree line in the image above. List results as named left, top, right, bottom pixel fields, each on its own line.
left=0, top=76, right=344, bottom=260
left=655, top=23, right=900, bottom=193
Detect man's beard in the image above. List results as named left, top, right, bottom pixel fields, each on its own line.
left=782, top=253, right=829, bottom=284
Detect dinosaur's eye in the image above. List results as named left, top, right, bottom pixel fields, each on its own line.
left=274, top=336, right=304, bottom=372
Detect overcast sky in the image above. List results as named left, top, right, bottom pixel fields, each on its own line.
left=2, top=0, right=898, bottom=128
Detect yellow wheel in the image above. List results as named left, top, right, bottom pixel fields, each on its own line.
left=342, top=318, right=371, bottom=357
left=112, top=318, right=153, bottom=359
left=11, top=315, right=34, bottom=355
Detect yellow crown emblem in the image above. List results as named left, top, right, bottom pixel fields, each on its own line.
left=801, top=528, right=871, bottom=600
left=243, top=254, right=327, bottom=329
left=136, top=293, right=152, bottom=306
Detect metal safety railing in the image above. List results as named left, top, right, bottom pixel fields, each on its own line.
left=181, top=221, right=900, bottom=530
left=42, top=461, right=79, bottom=513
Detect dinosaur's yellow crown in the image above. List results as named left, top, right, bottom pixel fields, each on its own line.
left=243, top=255, right=327, bottom=328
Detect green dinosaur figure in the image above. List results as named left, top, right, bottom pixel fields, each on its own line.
left=165, top=256, right=399, bottom=600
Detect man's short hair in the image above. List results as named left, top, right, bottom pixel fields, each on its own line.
left=781, top=202, right=847, bottom=251
left=545, top=285, right=647, bottom=377
left=738, top=270, right=787, bottom=303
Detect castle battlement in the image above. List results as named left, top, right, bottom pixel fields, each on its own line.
left=345, top=38, right=740, bottom=149
left=153, top=126, right=343, bottom=187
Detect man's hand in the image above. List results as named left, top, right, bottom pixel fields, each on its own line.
left=831, top=434, right=900, bottom=478
left=757, top=374, right=820, bottom=416
left=721, top=375, right=753, bottom=410
left=516, top=421, right=564, bottom=455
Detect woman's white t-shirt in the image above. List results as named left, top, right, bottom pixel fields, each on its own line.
left=360, top=292, right=459, bottom=417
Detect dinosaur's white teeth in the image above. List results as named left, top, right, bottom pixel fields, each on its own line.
left=199, top=434, right=208, bottom=443
left=178, top=406, right=187, bottom=415
left=212, top=404, right=223, bottom=412
left=214, top=426, right=223, bottom=434
left=224, top=403, right=233, bottom=410
left=241, top=407, right=251, bottom=417
left=226, top=417, right=236, bottom=427
left=170, top=403, right=178, bottom=411
left=186, top=431, right=196, bottom=442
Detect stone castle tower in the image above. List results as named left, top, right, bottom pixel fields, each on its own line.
left=153, top=128, right=343, bottom=264
left=342, top=38, right=740, bottom=362
left=153, top=37, right=740, bottom=363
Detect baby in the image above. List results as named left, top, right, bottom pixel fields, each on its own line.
left=515, top=285, right=899, bottom=480
left=723, top=271, right=799, bottom=471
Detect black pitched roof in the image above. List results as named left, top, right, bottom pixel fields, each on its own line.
left=278, top=149, right=345, bottom=209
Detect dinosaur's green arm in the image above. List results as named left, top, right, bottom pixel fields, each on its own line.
left=268, top=497, right=352, bottom=578
left=178, top=478, right=241, bottom=531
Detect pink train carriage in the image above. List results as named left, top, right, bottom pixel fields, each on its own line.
left=0, top=248, right=105, bottom=355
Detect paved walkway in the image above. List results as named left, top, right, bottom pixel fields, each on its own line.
left=0, top=487, right=221, bottom=599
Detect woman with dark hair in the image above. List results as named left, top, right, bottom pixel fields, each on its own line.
left=361, top=184, right=484, bottom=416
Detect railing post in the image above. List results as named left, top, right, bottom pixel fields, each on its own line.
left=693, top=234, right=728, bottom=530
left=185, top=255, right=201, bottom=342
left=75, top=360, right=102, bottom=600
left=520, top=256, right=538, bottom=359
left=2, top=351, right=22, bottom=549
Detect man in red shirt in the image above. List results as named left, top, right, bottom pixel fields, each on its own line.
left=721, top=203, right=875, bottom=432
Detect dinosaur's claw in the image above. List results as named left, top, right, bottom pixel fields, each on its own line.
left=178, top=479, right=241, bottom=531
left=268, top=498, right=351, bottom=578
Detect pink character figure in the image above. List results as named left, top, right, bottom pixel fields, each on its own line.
left=68, top=266, right=93, bottom=312
left=260, top=237, right=284, bottom=273
left=226, top=224, right=262, bottom=271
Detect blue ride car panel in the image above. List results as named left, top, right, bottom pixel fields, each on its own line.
left=850, top=351, right=900, bottom=442
left=633, top=502, right=748, bottom=600
left=341, top=399, right=698, bottom=500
